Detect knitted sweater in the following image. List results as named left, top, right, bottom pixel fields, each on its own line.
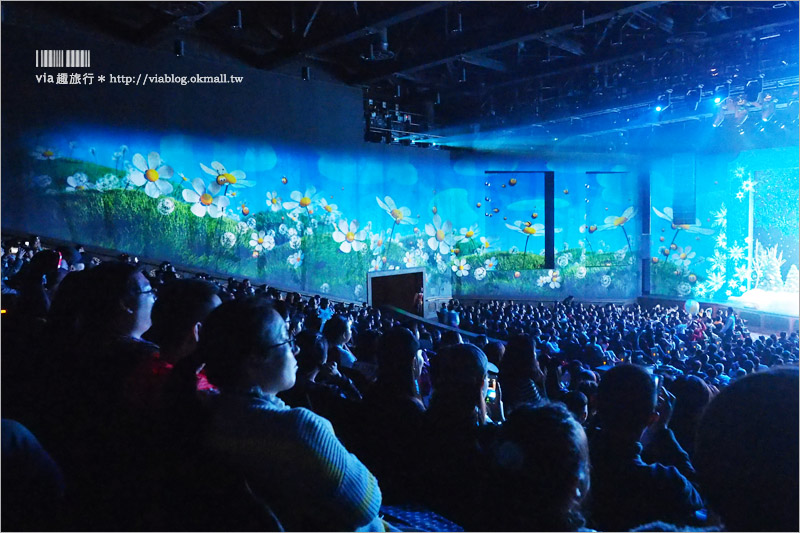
left=206, top=389, right=383, bottom=532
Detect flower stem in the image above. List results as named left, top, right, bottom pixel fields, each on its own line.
left=621, top=225, right=633, bottom=254
left=523, top=235, right=530, bottom=270
left=669, top=229, right=680, bottom=248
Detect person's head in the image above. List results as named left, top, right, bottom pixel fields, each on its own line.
left=82, top=261, right=155, bottom=339
left=376, top=326, right=422, bottom=397
left=439, top=329, right=463, bottom=346
left=500, top=334, right=540, bottom=380
left=483, top=341, right=506, bottom=368
left=694, top=367, right=798, bottom=532
left=321, top=314, right=351, bottom=346
left=492, top=402, right=590, bottom=531
left=563, top=391, right=589, bottom=424
left=200, top=297, right=297, bottom=393
left=294, top=330, right=328, bottom=377
left=146, top=279, right=222, bottom=362
left=429, top=343, right=489, bottom=426
left=597, top=364, right=657, bottom=436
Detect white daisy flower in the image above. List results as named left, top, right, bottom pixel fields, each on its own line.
left=670, top=246, right=696, bottom=268
left=354, top=284, right=363, bottom=298
left=287, top=251, right=304, bottom=268
left=614, top=248, right=627, bottom=262
left=200, top=161, right=254, bottom=188
left=129, top=152, right=174, bottom=198
left=181, top=178, right=229, bottom=218
left=425, top=214, right=456, bottom=255
left=548, top=270, right=561, bottom=289
left=266, top=191, right=282, bottom=212
left=66, top=172, right=92, bottom=192
left=404, top=251, right=417, bottom=268
left=741, top=179, right=757, bottom=192
left=452, top=258, right=471, bottom=277
left=484, top=257, right=498, bottom=271
left=278, top=224, right=289, bottom=235
left=332, top=219, right=367, bottom=253
left=457, top=224, right=480, bottom=243
left=677, top=282, right=691, bottom=297
left=474, top=267, right=487, bottom=281
left=377, top=196, right=418, bottom=225
left=283, top=186, right=321, bottom=213
left=557, top=255, right=570, bottom=268
left=319, top=198, right=340, bottom=218
left=32, top=146, right=57, bottom=160
left=236, top=221, right=250, bottom=233
left=288, top=228, right=298, bottom=238
left=506, top=221, right=545, bottom=236
left=370, top=258, right=382, bottom=272
left=289, top=235, right=302, bottom=249
left=250, top=231, right=268, bottom=251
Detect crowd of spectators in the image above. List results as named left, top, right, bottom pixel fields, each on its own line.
left=2, top=236, right=798, bottom=532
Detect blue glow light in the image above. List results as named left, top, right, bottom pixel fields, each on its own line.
left=714, top=97, right=722, bottom=104
left=655, top=106, right=663, bottom=112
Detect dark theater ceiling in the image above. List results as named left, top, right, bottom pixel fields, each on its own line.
left=8, top=1, right=800, bottom=151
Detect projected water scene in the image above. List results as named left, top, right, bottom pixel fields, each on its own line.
left=5, top=127, right=797, bottom=309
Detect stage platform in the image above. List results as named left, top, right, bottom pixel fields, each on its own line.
left=638, top=295, right=799, bottom=336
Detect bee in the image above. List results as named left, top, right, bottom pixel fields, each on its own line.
left=509, top=178, right=517, bottom=186
left=240, top=202, right=249, bottom=216
left=281, top=176, right=288, bottom=184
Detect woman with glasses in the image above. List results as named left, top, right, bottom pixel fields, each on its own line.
left=200, top=297, right=384, bottom=532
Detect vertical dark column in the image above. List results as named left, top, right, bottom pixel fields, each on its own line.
left=544, top=171, right=555, bottom=270
left=640, top=171, right=651, bottom=295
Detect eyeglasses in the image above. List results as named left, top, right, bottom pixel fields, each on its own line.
left=265, top=337, right=296, bottom=351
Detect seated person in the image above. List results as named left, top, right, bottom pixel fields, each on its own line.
left=588, top=364, right=703, bottom=531
left=694, top=367, right=798, bottom=532
left=488, top=402, right=590, bottom=531
left=200, top=298, right=383, bottom=532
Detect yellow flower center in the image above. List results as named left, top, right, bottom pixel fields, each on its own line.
left=300, top=197, right=311, bottom=207
left=680, top=253, right=687, bottom=259
left=346, top=232, right=355, bottom=242
left=221, top=173, right=236, bottom=184
left=614, top=216, right=628, bottom=226
left=465, top=230, right=474, bottom=238
left=43, top=150, right=54, bottom=157
left=271, top=197, right=280, bottom=205
left=391, top=208, right=404, bottom=221
left=459, top=264, right=465, bottom=271
left=483, top=241, right=490, bottom=248
left=145, top=169, right=159, bottom=182
left=200, top=193, right=213, bottom=206
left=325, top=205, right=333, bottom=212
left=436, top=229, right=445, bottom=241
left=258, top=238, right=264, bottom=244
left=487, top=262, right=494, bottom=268
left=523, top=226, right=537, bottom=235
left=76, top=185, right=85, bottom=190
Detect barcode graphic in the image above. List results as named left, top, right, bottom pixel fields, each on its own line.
left=35, top=50, right=91, bottom=68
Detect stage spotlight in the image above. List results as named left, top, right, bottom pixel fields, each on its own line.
left=713, top=82, right=730, bottom=104
left=655, top=90, right=671, bottom=112
left=744, top=77, right=763, bottom=102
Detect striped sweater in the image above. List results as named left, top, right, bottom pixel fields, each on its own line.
left=207, top=389, right=383, bottom=531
